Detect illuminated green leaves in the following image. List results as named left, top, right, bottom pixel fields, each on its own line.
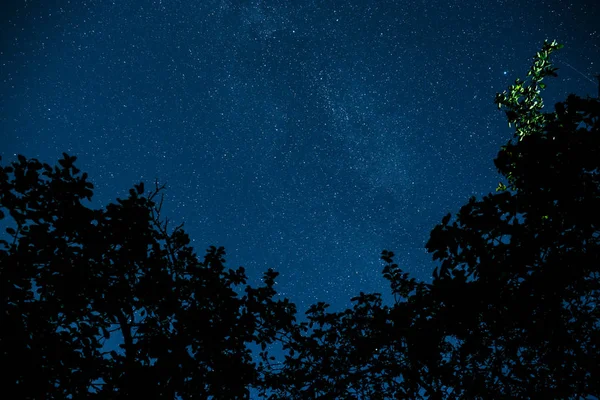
left=494, top=39, right=563, bottom=140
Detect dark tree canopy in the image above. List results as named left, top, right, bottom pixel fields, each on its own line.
left=0, top=155, right=296, bottom=398
left=2, top=41, right=599, bottom=399
left=257, top=40, right=600, bottom=399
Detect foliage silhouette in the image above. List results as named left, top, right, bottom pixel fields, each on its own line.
left=0, top=155, right=296, bottom=398
left=2, top=40, right=599, bottom=399
left=257, top=40, right=600, bottom=399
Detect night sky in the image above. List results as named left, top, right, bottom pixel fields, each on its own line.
left=2, top=0, right=599, bottom=312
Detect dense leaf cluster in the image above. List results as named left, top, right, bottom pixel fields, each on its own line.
left=0, top=155, right=295, bottom=398
left=2, top=41, right=598, bottom=399
left=258, top=40, right=600, bottom=399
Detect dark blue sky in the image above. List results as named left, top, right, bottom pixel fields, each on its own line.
left=2, top=0, right=599, bottom=311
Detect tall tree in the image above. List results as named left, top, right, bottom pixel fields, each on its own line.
left=0, top=154, right=296, bottom=398
left=259, top=40, right=600, bottom=399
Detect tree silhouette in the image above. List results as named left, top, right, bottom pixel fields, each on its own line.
left=3, top=40, right=599, bottom=399
left=0, top=155, right=296, bottom=398
left=258, top=40, right=600, bottom=399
